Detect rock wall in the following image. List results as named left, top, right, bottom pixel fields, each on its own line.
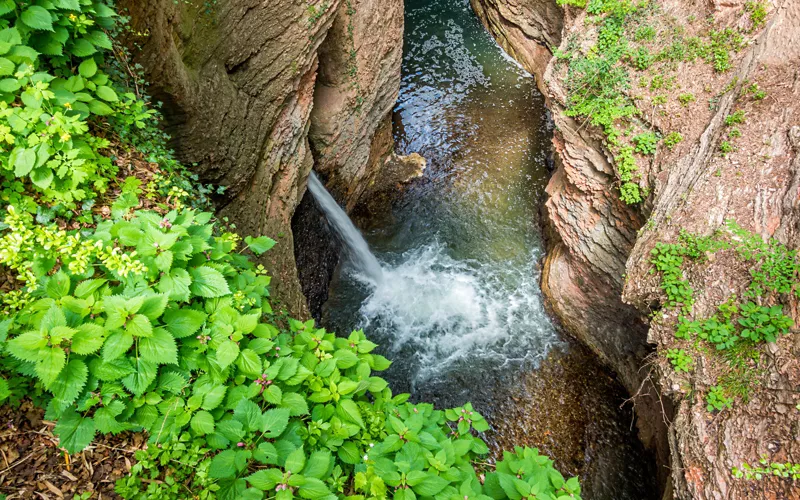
left=119, top=0, right=406, bottom=317
left=473, top=0, right=800, bottom=498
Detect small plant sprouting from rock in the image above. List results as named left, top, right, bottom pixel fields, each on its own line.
left=733, top=456, right=800, bottom=481
left=706, top=385, right=733, bottom=412
left=666, top=349, right=693, bottom=372
left=633, top=131, right=659, bottom=155
left=664, top=131, right=683, bottom=149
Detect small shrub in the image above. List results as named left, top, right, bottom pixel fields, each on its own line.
left=664, top=131, right=683, bottom=149
left=678, top=93, right=696, bottom=106
left=720, top=141, right=734, bottom=155
left=725, top=110, right=747, bottom=125
left=738, top=303, right=793, bottom=343
left=632, top=47, right=654, bottom=70
left=633, top=131, right=659, bottom=155
left=706, top=385, right=733, bottom=412
left=745, top=0, right=768, bottom=30
left=666, top=349, right=693, bottom=372
left=634, top=25, right=657, bottom=42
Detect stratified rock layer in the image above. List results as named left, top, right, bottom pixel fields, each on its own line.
left=120, top=0, right=405, bottom=316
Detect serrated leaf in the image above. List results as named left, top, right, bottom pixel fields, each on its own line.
left=74, top=278, right=106, bottom=298
left=285, top=446, right=306, bottom=474
left=139, top=328, right=178, bottom=365
left=70, top=38, right=96, bottom=57
left=54, top=410, right=95, bottom=454
left=126, top=314, right=152, bottom=338
left=190, top=266, right=230, bottom=298
left=158, top=269, right=192, bottom=302
left=261, top=408, right=290, bottom=438
left=246, top=469, right=282, bottom=490
left=234, top=399, right=262, bottom=432
left=280, top=392, right=309, bottom=416
left=303, top=450, right=331, bottom=479
left=122, top=358, right=157, bottom=396
left=236, top=349, right=261, bottom=377
left=49, top=359, right=88, bottom=406
left=209, top=449, right=237, bottom=479
left=190, top=410, right=215, bottom=435
left=338, top=399, right=364, bottom=428
left=202, top=385, right=227, bottom=411
left=102, top=331, right=133, bottom=361
left=138, top=294, right=168, bottom=320
left=163, top=308, right=207, bottom=338
left=13, top=148, right=35, bottom=177
left=21, top=6, right=54, bottom=31
left=36, top=347, right=66, bottom=388
left=215, top=340, right=239, bottom=370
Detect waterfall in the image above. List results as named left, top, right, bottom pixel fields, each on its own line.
left=306, top=172, right=384, bottom=283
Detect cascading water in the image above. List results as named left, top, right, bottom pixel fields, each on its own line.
left=306, top=172, right=384, bottom=283
left=312, top=1, right=659, bottom=497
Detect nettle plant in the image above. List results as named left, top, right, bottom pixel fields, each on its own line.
left=0, top=0, right=122, bottom=214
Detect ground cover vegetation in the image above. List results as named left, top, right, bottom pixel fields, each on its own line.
left=553, top=0, right=765, bottom=205
left=0, top=1, right=582, bottom=498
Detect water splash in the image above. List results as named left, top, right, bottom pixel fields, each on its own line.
left=306, top=172, right=384, bottom=283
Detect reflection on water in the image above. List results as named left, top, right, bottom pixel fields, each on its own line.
left=324, top=0, right=557, bottom=404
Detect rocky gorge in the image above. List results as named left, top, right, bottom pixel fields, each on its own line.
left=117, top=0, right=800, bottom=498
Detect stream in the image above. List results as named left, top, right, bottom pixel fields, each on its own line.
left=316, top=0, right=658, bottom=497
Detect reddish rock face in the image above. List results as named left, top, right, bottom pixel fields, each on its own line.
left=473, top=0, right=800, bottom=498
left=120, top=0, right=407, bottom=317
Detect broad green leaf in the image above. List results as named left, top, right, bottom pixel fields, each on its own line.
left=74, top=278, right=107, bottom=298
left=13, top=148, right=36, bottom=177
left=49, top=359, right=88, bottom=406
left=202, top=384, right=227, bottom=411
left=122, top=358, right=158, bottom=396
left=21, top=6, right=54, bottom=31
left=0, top=77, right=20, bottom=92
left=280, top=392, right=309, bottom=416
left=338, top=399, right=364, bottom=428
left=70, top=38, right=96, bottom=57
left=234, top=399, right=262, bottom=432
left=236, top=349, right=261, bottom=377
left=245, top=235, right=276, bottom=255
left=190, top=266, right=230, bottom=298
left=410, top=473, right=449, bottom=497
left=158, top=269, right=192, bottom=302
left=102, top=331, right=133, bottom=361
left=53, top=410, right=96, bottom=454
left=298, top=477, right=331, bottom=499
left=284, top=446, right=306, bottom=474
left=209, top=449, right=237, bottom=479
left=0, top=57, right=12, bottom=76
left=30, top=167, right=54, bottom=189
left=88, top=99, right=112, bottom=115
left=96, top=85, right=118, bottom=102
left=36, top=347, right=66, bottom=388
left=163, top=308, right=207, bottom=338
left=215, top=340, right=239, bottom=370
left=246, top=469, right=282, bottom=490
left=78, top=58, right=97, bottom=78
left=303, top=450, right=331, bottom=479
left=190, top=410, right=215, bottom=435
left=139, top=328, right=178, bottom=365
left=261, top=408, right=290, bottom=438
left=126, top=314, right=153, bottom=338
left=138, top=294, right=168, bottom=320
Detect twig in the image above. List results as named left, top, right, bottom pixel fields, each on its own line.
left=0, top=450, right=38, bottom=475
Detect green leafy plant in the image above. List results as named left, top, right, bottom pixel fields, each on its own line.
left=633, top=131, right=659, bottom=155
left=719, top=141, right=733, bottom=155
left=706, top=385, right=733, bottom=412
left=733, top=456, right=800, bottom=481
left=678, top=93, right=696, bottom=106
left=664, top=131, right=683, bottom=149
left=666, top=349, right=693, bottom=372
left=744, top=1, right=768, bottom=30
left=725, top=110, right=746, bottom=126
